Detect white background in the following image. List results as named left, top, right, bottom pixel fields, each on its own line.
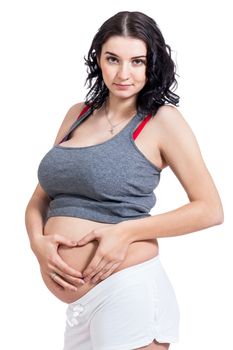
left=0, top=0, right=232, bottom=349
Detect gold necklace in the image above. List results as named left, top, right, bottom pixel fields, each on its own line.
left=104, top=104, right=134, bottom=134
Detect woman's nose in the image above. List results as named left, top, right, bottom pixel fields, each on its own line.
left=116, top=63, right=130, bottom=80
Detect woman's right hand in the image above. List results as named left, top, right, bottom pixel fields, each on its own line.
left=31, top=234, right=85, bottom=292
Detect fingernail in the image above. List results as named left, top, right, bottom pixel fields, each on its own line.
left=71, top=241, right=78, bottom=245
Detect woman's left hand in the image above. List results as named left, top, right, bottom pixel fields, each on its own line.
left=76, top=224, right=130, bottom=284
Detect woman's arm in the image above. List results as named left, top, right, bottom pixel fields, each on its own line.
left=25, top=102, right=86, bottom=291
left=119, top=106, right=224, bottom=243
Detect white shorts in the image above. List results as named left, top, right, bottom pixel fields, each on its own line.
left=63, top=255, right=180, bottom=350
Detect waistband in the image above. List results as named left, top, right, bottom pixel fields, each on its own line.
left=47, top=195, right=151, bottom=224
left=69, top=255, right=161, bottom=306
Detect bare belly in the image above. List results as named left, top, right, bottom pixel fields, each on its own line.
left=42, top=216, right=159, bottom=303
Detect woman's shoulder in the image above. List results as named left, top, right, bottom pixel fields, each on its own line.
left=150, top=104, right=196, bottom=151
left=53, top=101, right=86, bottom=145
left=60, top=101, right=88, bottom=128
left=155, top=104, right=182, bottom=120
left=65, top=101, right=87, bottom=122
left=153, top=104, right=190, bottom=134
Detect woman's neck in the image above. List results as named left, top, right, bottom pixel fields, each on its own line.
left=105, top=95, right=137, bottom=119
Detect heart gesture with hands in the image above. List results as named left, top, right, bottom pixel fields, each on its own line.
left=32, top=234, right=84, bottom=292
left=77, top=224, right=131, bottom=284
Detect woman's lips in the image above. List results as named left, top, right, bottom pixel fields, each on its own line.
left=114, top=83, right=132, bottom=89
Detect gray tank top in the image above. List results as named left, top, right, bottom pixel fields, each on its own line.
left=38, top=105, right=162, bottom=223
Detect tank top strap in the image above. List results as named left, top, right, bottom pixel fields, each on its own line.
left=59, top=104, right=93, bottom=143
left=132, top=113, right=152, bottom=140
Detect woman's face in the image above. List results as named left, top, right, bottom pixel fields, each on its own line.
left=98, top=36, right=147, bottom=100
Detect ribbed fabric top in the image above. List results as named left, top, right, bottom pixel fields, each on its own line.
left=37, top=105, right=162, bottom=224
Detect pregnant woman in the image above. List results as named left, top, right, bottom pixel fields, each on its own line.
left=25, top=11, right=224, bottom=350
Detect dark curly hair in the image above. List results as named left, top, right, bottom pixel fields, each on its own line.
left=84, top=11, right=180, bottom=117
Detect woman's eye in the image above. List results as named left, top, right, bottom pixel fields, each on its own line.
left=106, top=56, right=118, bottom=64
left=132, top=59, right=146, bottom=65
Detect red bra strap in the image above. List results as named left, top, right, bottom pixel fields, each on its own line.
left=132, top=114, right=152, bottom=140
left=77, top=104, right=91, bottom=119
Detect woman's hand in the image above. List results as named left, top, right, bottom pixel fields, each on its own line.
left=31, top=234, right=84, bottom=292
left=76, top=224, right=130, bottom=284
